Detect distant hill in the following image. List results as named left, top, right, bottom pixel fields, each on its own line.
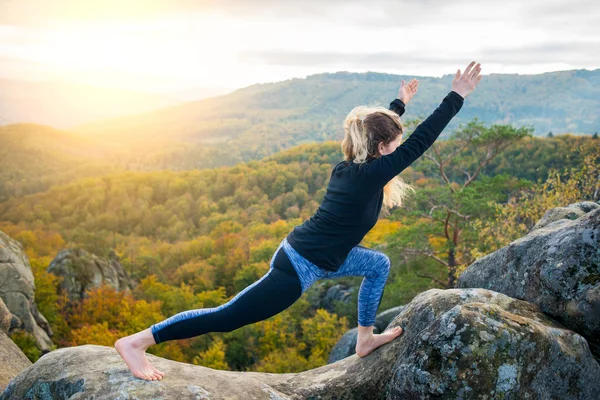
left=71, top=68, right=600, bottom=147
left=0, top=68, right=598, bottom=201
left=0, top=123, right=126, bottom=201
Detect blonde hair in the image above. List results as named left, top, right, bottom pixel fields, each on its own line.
left=341, top=104, right=416, bottom=216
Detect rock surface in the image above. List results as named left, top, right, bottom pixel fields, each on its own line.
left=458, top=203, right=600, bottom=359
left=0, top=230, right=53, bottom=351
left=0, top=297, right=32, bottom=393
left=47, top=248, right=132, bottom=301
left=3, top=288, right=599, bottom=399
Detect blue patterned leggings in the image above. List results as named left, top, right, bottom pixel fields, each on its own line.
left=150, top=237, right=391, bottom=344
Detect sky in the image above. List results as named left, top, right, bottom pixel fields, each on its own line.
left=0, top=0, right=598, bottom=96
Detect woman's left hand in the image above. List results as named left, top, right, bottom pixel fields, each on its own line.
left=397, top=78, right=419, bottom=105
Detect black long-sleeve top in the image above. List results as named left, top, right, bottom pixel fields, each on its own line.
left=286, top=90, right=464, bottom=272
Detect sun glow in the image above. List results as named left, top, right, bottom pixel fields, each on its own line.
left=10, top=12, right=244, bottom=91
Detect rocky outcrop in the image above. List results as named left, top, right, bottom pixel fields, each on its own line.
left=47, top=248, right=132, bottom=301
left=458, top=202, right=600, bottom=359
left=0, top=230, right=53, bottom=352
left=328, top=305, right=406, bottom=363
left=3, top=289, right=599, bottom=399
left=531, top=201, right=598, bottom=231
left=0, top=297, right=32, bottom=393
left=307, top=282, right=356, bottom=314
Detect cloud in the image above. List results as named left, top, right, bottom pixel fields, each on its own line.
left=238, top=39, right=600, bottom=68
left=0, top=0, right=597, bottom=89
left=481, top=41, right=600, bottom=65
left=1, top=0, right=596, bottom=34
left=0, top=1, right=490, bottom=27
left=0, top=55, right=55, bottom=79
left=0, top=0, right=204, bottom=26
left=516, top=0, right=600, bottom=36
left=238, top=50, right=464, bottom=68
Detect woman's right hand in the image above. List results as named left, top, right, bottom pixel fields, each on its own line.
left=451, top=61, right=482, bottom=98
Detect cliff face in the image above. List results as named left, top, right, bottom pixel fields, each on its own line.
left=0, top=230, right=53, bottom=352
left=0, top=297, right=31, bottom=393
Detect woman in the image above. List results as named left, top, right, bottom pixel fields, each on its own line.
left=115, top=61, right=483, bottom=381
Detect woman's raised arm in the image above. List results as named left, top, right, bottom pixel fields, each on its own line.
left=363, top=61, right=482, bottom=189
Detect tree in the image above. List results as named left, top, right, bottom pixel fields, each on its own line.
left=193, top=337, right=229, bottom=370
left=470, top=146, right=599, bottom=256
left=391, top=119, right=533, bottom=288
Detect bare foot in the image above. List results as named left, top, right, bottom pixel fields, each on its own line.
left=115, top=329, right=165, bottom=381
left=355, top=326, right=403, bottom=358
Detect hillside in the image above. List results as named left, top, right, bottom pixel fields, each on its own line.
left=72, top=68, right=600, bottom=144
left=1, top=119, right=596, bottom=203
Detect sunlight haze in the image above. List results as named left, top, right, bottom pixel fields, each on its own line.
left=1, top=0, right=598, bottom=98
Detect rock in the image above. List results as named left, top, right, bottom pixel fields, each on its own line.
left=327, top=328, right=361, bottom=364
left=0, top=230, right=53, bottom=352
left=0, top=297, right=10, bottom=333
left=325, top=284, right=352, bottom=304
left=374, top=305, right=407, bottom=330
left=3, top=289, right=599, bottom=399
left=47, top=247, right=133, bottom=301
left=531, top=201, right=599, bottom=231
left=0, top=297, right=32, bottom=393
left=458, top=204, right=600, bottom=360
left=328, top=305, right=407, bottom=363
left=322, top=284, right=355, bottom=312
left=307, top=282, right=356, bottom=314
left=384, top=289, right=599, bottom=400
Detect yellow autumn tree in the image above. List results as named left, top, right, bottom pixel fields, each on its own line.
left=193, top=337, right=229, bottom=370
left=301, top=309, right=349, bottom=369
left=71, top=321, right=120, bottom=346
left=470, top=149, right=599, bottom=260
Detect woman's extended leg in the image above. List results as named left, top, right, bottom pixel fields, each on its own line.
left=115, top=244, right=302, bottom=380
left=322, top=245, right=403, bottom=357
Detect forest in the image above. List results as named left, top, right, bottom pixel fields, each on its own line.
left=0, top=117, right=598, bottom=372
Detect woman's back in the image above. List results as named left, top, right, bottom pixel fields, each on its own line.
left=286, top=161, right=384, bottom=272
left=287, top=90, right=465, bottom=272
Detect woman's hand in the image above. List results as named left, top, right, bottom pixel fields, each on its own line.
left=451, top=61, right=482, bottom=98
left=397, top=78, right=419, bottom=105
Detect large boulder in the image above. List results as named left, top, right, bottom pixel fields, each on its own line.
left=0, top=230, right=53, bottom=352
left=47, top=248, right=132, bottom=301
left=3, top=289, right=599, bottom=399
left=458, top=203, right=600, bottom=359
left=0, top=297, right=32, bottom=393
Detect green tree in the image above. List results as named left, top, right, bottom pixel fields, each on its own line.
left=390, top=119, right=532, bottom=287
